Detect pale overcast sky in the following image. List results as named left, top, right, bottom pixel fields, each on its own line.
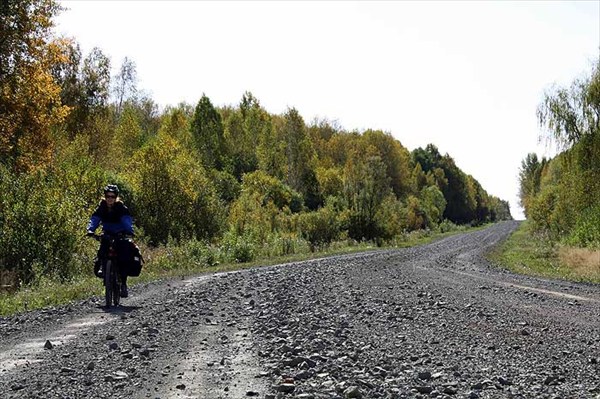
left=56, top=1, right=600, bottom=220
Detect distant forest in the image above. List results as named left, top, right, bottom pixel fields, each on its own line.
left=0, top=0, right=511, bottom=284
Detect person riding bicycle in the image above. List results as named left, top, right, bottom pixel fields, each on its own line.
left=86, top=184, right=134, bottom=298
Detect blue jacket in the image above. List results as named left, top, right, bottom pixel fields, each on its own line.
left=87, top=200, right=134, bottom=235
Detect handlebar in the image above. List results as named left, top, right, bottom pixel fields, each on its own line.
left=86, top=231, right=133, bottom=241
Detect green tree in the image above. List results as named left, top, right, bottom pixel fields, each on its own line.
left=113, top=57, right=137, bottom=114
left=129, top=95, right=160, bottom=138
left=426, top=167, right=448, bottom=192
left=281, top=108, right=318, bottom=207
left=438, top=154, right=476, bottom=224
left=363, top=130, right=412, bottom=198
left=412, top=144, right=443, bottom=174
left=307, top=118, right=340, bottom=166
left=283, top=108, right=309, bottom=188
left=537, top=61, right=600, bottom=149
left=412, top=162, right=428, bottom=192
left=469, top=176, right=491, bottom=224
left=420, top=185, right=446, bottom=227
left=237, top=92, right=263, bottom=174
left=0, top=138, right=107, bottom=283
left=406, top=195, right=426, bottom=231
left=125, top=132, right=223, bottom=244
left=344, top=150, right=391, bottom=240
left=222, top=108, right=244, bottom=176
left=239, top=170, right=302, bottom=212
left=227, top=171, right=301, bottom=243
left=80, top=47, right=111, bottom=112
left=191, top=94, right=225, bottom=170
left=111, top=103, right=143, bottom=169
left=518, top=153, right=547, bottom=217
left=489, top=196, right=512, bottom=221
left=320, top=131, right=361, bottom=169
left=315, top=166, right=344, bottom=200
left=220, top=93, right=267, bottom=178
left=158, top=103, right=193, bottom=144
left=257, top=116, right=285, bottom=179
left=375, top=194, right=406, bottom=240
left=76, top=47, right=114, bottom=162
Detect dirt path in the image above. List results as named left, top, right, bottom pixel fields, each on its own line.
left=2, top=221, right=600, bottom=398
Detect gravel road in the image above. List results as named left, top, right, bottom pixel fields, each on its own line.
left=2, top=221, right=600, bottom=398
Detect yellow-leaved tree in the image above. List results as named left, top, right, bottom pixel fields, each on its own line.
left=0, top=0, right=70, bottom=172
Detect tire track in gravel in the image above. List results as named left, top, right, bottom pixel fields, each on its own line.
left=0, top=270, right=271, bottom=398
left=0, top=276, right=191, bottom=377
left=0, top=313, right=105, bottom=374
left=3, top=221, right=600, bottom=398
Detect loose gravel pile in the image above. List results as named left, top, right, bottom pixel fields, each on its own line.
left=2, top=221, right=600, bottom=398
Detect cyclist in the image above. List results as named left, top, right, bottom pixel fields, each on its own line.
left=86, top=184, right=134, bottom=298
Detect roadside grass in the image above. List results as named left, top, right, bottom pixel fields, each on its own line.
left=0, top=223, right=481, bottom=317
left=488, top=220, right=600, bottom=283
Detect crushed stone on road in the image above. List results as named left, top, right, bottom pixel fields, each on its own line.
left=2, top=221, right=600, bottom=398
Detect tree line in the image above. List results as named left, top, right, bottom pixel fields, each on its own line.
left=0, top=0, right=511, bottom=284
left=519, top=61, right=600, bottom=248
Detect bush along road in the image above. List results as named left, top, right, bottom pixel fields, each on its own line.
left=1, top=220, right=600, bottom=398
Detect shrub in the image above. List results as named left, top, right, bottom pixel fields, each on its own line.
left=210, top=169, right=241, bottom=204
left=420, top=185, right=446, bottom=227
left=316, top=167, right=344, bottom=199
left=0, top=163, right=97, bottom=283
left=228, top=172, right=301, bottom=245
left=262, top=232, right=309, bottom=257
left=182, top=239, right=219, bottom=267
left=375, top=195, right=407, bottom=241
left=406, top=195, right=426, bottom=231
left=528, top=185, right=560, bottom=240
left=564, top=205, right=600, bottom=248
left=241, top=170, right=302, bottom=211
left=437, top=219, right=461, bottom=233
left=298, top=206, right=341, bottom=251
left=220, top=232, right=257, bottom=263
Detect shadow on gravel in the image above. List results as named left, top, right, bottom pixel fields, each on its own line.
left=95, top=305, right=141, bottom=314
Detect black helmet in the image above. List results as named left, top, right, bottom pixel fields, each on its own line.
left=103, top=184, right=120, bottom=196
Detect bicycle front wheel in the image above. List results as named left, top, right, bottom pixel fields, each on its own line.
left=104, top=260, right=113, bottom=308
left=112, top=261, right=120, bottom=307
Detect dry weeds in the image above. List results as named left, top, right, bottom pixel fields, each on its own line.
left=559, top=246, right=600, bottom=279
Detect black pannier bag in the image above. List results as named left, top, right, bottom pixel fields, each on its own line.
left=117, top=238, right=144, bottom=277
